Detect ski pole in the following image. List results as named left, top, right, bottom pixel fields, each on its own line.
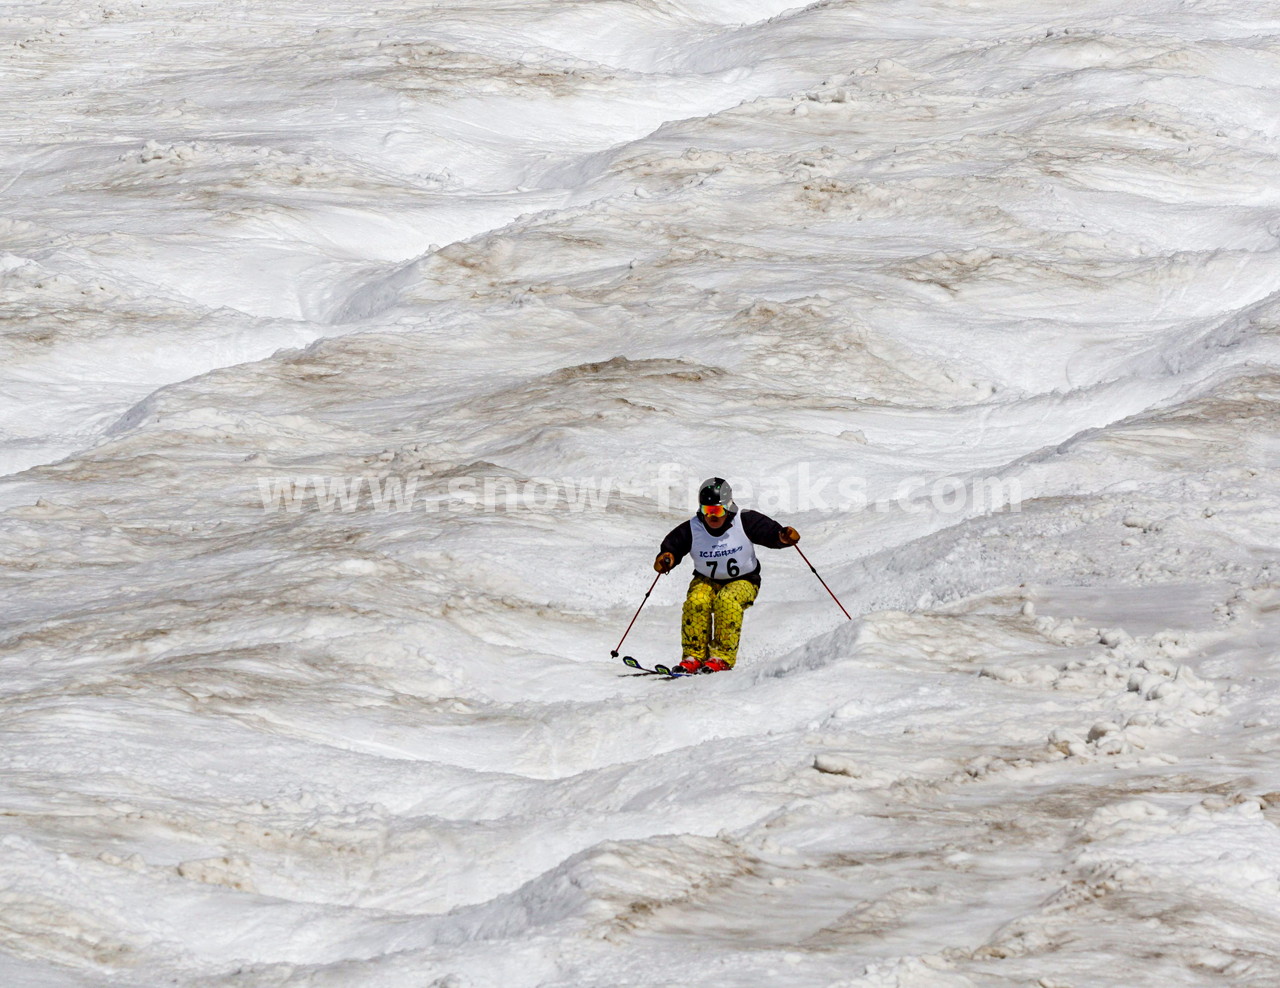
left=610, top=572, right=663, bottom=657
left=794, top=545, right=852, bottom=620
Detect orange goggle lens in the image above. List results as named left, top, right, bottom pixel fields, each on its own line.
left=701, top=504, right=726, bottom=518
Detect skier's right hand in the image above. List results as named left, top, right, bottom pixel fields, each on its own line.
left=654, top=551, right=675, bottom=573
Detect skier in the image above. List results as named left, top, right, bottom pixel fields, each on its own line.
left=653, top=478, right=799, bottom=674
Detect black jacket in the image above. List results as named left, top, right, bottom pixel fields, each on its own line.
left=658, top=509, right=789, bottom=586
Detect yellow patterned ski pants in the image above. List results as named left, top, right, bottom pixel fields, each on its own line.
left=681, top=575, right=758, bottom=667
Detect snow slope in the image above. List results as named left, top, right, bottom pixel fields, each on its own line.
left=3, top=0, right=1280, bottom=985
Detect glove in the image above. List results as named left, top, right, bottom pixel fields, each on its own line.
left=779, top=526, right=800, bottom=546
left=654, top=551, right=676, bottom=573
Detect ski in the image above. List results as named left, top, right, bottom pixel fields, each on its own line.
left=621, top=656, right=691, bottom=678
left=622, top=655, right=676, bottom=676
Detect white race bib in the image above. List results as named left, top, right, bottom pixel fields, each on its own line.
left=689, top=513, right=758, bottom=581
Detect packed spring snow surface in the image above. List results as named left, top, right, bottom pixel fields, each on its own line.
left=3, top=0, right=1280, bottom=984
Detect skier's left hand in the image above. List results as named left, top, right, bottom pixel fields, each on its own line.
left=779, top=526, right=800, bottom=546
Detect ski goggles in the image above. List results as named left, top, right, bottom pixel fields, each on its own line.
left=701, top=503, right=726, bottom=518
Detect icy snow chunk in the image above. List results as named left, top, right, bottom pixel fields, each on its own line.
left=1085, top=798, right=1170, bottom=836
left=1023, top=665, right=1060, bottom=685
left=964, top=755, right=1008, bottom=778
left=1122, top=513, right=1164, bottom=533
left=1099, top=628, right=1130, bottom=648
left=1048, top=728, right=1087, bottom=757
left=130, top=139, right=200, bottom=165
left=175, top=855, right=257, bottom=893
left=1086, top=721, right=1121, bottom=742
left=813, top=753, right=861, bottom=776
left=98, top=852, right=146, bottom=873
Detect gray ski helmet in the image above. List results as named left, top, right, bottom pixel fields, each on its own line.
left=698, top=477, right=736, bottom=512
